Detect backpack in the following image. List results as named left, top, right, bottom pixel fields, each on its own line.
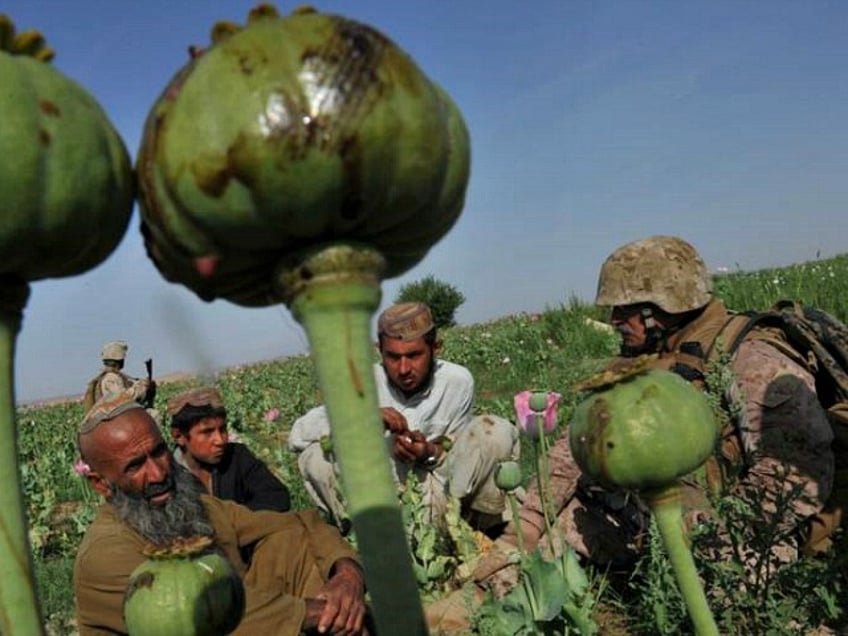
left=718, top=299, right=848, bottom=554
left=82, top=369, right=135, bottom=412
left=82, top=374, right=103, bottom=412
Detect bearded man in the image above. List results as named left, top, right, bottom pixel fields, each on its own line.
left=73, top=391, right=370, bottom=636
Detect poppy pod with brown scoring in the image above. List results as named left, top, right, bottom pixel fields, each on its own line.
left=569, top=369, right=717, bottom=491
left=136, top=4, right=470, bottom=307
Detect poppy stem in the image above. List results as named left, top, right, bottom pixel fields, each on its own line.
left=0, top=278, right=45, bottom=635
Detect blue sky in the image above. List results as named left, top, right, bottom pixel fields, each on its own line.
left=7, top=1, right=847, bottom=402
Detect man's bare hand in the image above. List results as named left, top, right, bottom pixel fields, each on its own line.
left=380, top=407, right=408, bottom=434
left=392, top=429, right=428, bottom=464
left=306, top=558, right=367, bottom=635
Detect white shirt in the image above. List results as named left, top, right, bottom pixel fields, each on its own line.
left=288, top=359, right=475, bottom=451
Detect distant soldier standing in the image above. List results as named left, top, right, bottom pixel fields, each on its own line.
left=83, top=341, right=156, bottom=413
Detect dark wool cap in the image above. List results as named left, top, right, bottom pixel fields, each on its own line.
left=166, top=387, right=225, bottom=418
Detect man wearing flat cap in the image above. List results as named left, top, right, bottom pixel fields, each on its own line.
left=83, top=340, right=155, bottom=413
left=289, top=302, right=519, bottom=533
left=74, top=389, right=370, bottom=636
left=167, top=386, right=291, bottom=513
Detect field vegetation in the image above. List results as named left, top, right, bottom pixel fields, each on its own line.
left=19, top=253, right=848, bottom=634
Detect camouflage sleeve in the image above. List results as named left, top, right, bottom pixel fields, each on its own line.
left=731, top=338, right=834, bottom=528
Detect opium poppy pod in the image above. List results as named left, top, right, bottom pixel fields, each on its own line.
left=0, top=16, right=133, bottom=282
left=135, top=6, right=469, bottom=634
left=123, top=537, right=245, bottom=636
left=0, top=16, right=133, bottom=634
left=136, top=5, right=470, bottom=307
left=569, top=369, right=717, bottom=492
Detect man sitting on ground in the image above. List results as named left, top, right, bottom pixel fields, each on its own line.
left=289, top=301, right=519, bottom=533
left=74, top=390, right=369, bottom=636
left=167, top=386, right=291, bottom=512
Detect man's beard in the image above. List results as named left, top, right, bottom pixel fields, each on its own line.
left=110, top=467, right=214, bottom=546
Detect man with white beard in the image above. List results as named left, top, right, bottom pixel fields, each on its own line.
left=73, top=390, right=371, bottom=636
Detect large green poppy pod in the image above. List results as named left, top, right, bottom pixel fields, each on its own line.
left=0, top=15, right=133, bottom=634
left=0, top=15, right=134, bottom=282
left=136, top=4, right=470, bottom=307
left=123, top=537, right=245, bottom=636
left=570, top=369, right=718, bottom=491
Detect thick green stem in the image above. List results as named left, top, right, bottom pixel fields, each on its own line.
left=280, top=244, right=426, bottom=635
left=507, top=492, right=525, bottom=555
left=0, top=278, right=45, bottom=635
left=644, top=486, right=718, bottom=636
left=534, top=419, right=557, bottom=555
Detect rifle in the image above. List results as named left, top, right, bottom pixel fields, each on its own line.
left=143, top=358, right=156, bottom=408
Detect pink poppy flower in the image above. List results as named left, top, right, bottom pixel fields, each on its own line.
left=514, top=390, right=562, bottom=438
left=263, top=408, right=280, bottom=422
left=73, top=458, right=91, bottom=476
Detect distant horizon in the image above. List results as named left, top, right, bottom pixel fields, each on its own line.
left=17, top=248, right=847, bottom=407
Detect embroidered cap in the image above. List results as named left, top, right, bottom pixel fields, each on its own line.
left=80, top=388, right=145, bottom=434
left=377, top=302, right=435, bottom=341
left=167, top=387, right=225, bottom=418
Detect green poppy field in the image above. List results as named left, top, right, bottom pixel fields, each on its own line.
left=21, top=253, right=848, bottom=635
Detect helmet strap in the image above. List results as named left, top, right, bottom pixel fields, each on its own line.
left=641, top=305, right=669, bottom=353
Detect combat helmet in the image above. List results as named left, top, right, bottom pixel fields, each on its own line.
left=595, top=236, right=712, bottom=314
left=101, top=340, right=128, bottom=362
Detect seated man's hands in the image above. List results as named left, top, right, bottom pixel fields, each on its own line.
left=380, top=407, right=408, bottom=434
left=304, top=558, right=368, bottom=635
left=382, top=407, right=440, bottom=467
left=392, top=429, right=430, bottom=464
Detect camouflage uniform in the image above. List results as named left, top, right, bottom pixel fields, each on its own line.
left=479, top=301, right=834, bottom=592
left=93, top=368, right=149, bottom=404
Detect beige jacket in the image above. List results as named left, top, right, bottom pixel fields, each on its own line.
left=74, top=497, right=359, bottom=635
